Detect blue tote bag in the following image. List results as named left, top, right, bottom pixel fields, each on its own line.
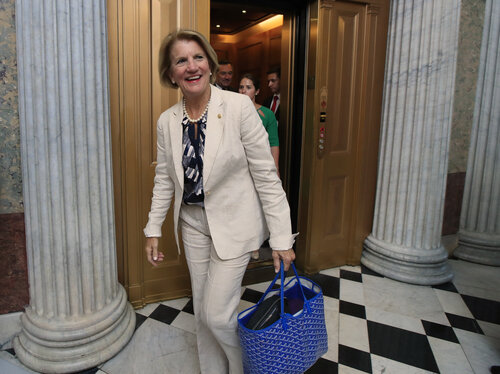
left=237, top=262, right=328, bottom=374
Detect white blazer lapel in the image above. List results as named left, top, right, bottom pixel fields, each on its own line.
left=203, top=85, right=224, bottom=185
left=169, top=101, right=184, bottom=186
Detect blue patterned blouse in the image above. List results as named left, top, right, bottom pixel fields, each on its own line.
left=182, top=112, right=207, bottom=206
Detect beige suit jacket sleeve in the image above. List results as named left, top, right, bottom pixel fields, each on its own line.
left=143, top=118, right=175, bottom=237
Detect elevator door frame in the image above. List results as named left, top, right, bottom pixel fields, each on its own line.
left=296, top=0, right=390, bottom=273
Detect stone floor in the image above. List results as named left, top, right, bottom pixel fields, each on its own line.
left=1, top=259, right=499, bottom=374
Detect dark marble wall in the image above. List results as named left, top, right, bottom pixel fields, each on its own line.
left=443, top=172, right=467, bottom=236
left=0, top=213, right=29, bottom=314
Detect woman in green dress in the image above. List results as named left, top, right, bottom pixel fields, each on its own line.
left=238, top=73, right=280, bottom=174
left=239, top=73, right=280, bottom=260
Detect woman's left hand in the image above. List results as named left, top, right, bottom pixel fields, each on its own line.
left=272, top=249, right=296, bottom=273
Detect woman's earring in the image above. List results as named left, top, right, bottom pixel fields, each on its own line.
left=210, top=72, right=212, bottom=76
left=172, top=80, right=175, bottom=85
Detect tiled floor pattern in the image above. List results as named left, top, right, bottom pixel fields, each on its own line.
left=1, top=259, right=499, bottom=373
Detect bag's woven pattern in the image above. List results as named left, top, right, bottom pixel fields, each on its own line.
left=238, top=290, right=328, bottom=374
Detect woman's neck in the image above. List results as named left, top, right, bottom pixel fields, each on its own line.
left=184, top=88, right=211, bottom=119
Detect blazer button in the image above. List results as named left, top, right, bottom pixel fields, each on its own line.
left=217, top=114, right=222, bottom=119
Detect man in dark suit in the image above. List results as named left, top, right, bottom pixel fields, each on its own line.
left=264, top=67, right=281, bottom=123
left=215, top=60, right=236, bottom=91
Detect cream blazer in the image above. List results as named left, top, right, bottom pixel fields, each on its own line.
left=144, top=85, right=296, bottom=260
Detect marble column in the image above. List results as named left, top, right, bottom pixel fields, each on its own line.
left=454, top=0, right=500, bottom=266
left=361, top=0, right=461, bottom=285
left=13, top=1, right=135, bottom=373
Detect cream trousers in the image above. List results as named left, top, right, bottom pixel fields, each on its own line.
left=180, top=203, right=251, bottom=374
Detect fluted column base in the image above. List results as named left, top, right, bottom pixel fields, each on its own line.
left=454, top=230, right=500, bottom=266
left=13, top=286, right=135, bottom=374
left=362, top=235, right=453, bottom=285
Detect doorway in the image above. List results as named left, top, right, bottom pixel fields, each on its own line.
left=107, top=0, right=389, bottom=307
left=209, top=0, right=391, bottom=275
left=296, top=0, right=390, bottom=272
left=209, top=0, right=306, bottom=282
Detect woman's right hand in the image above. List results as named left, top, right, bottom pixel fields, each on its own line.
left=145, top=237, right=164, bottom=267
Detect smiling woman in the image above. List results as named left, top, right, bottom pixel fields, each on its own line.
left=143, top=29, right=297, bottom=373
left=170, top=40, right=212, bottom=117
left=158, top=30, right=218, bottom=119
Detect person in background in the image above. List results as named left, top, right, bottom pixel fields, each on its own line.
left=144, top=29, right=296, bottom=373
left=239, top=73, right=280, bottom=262
left=215, top=60, right=235, bottom=91
left=264, top=66, right=280, bottom=123
left=238, top=73, right=279, bottom=174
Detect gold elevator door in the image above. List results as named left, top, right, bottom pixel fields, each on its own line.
left=296, top=0, right=390, bottom=273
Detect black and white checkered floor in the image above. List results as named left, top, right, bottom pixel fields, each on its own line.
left=1, top=259, right=499, bottom=373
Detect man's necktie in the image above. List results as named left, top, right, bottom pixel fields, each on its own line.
left=270, top=95, right=278, bottom=114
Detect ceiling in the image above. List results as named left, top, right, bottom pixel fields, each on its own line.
left=210, top=2, right=276, bottom=35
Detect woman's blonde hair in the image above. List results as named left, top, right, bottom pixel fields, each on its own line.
left=158, top=29, right=219, bottom=88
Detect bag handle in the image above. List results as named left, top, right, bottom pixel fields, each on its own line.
left=257, top=265, right=283, bottom=304
left=279, top=261, right=309, bottom=313
left=255, top=261, right=310, bottom=330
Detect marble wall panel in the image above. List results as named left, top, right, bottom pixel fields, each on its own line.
left=0, top=0, right=23, bottom=214
left=442, top=0, right=485, bottom=236
left=449, top=0, right=485, bottom=173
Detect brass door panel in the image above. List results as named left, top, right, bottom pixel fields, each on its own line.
left=108, top=0, right=209, bottom=308
left=297, top=0, right=389, bottom=272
